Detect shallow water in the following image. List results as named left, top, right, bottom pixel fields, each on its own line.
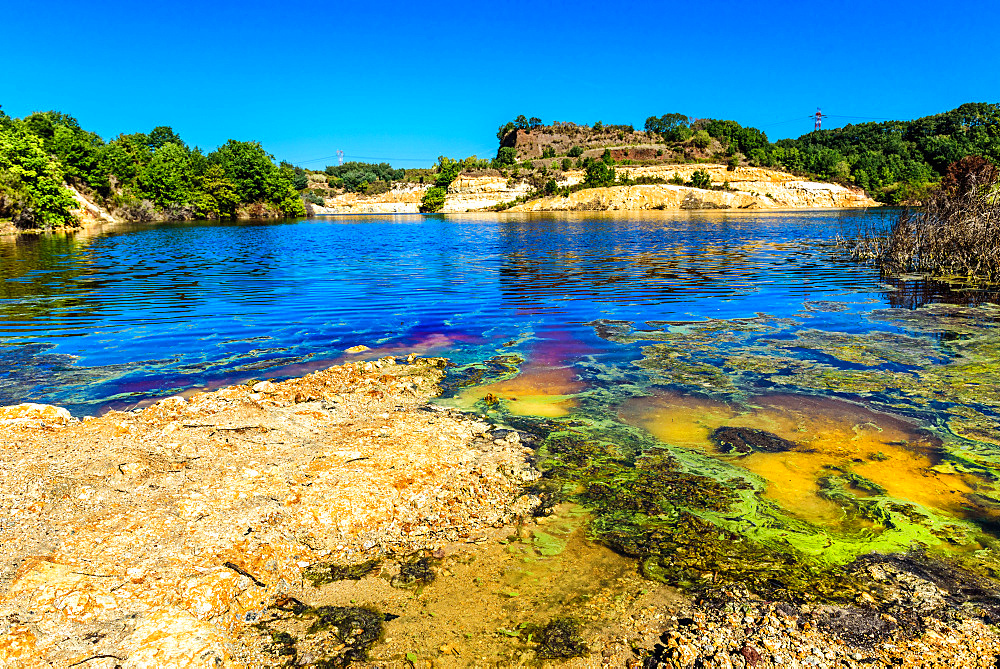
left=6, top=209, right=1000, bottom=566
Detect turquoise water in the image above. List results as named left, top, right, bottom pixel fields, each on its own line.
left=0, top=209, right=949, bottom=415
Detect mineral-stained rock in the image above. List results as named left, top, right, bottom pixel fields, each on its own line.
left=0, top=402, right=72, bottom=426
left=0, top=357, right=539, bottom=667
left=711, top=426, right=800, bottom=454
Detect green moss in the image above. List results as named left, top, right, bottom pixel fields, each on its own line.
left=438, top=353, right=523, bottom=396
left=263, top=630, right=297, bottom=660
left=465, top=304, right=1000, bottom=604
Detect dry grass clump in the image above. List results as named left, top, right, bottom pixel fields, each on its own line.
left=848, top=156, right=1000, bottom=280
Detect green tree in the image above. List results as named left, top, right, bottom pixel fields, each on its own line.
left=494, top=146, right=517, bottom=167
left=420, top=186, right=447, bottom=212
left=194, top=164, right=238, bottom=218
left=435, top=157, right=462, bottom=187
left=138, top=142, right=192, bottom=206
left=645, top=113, right=689, bottom=140
left=0, top=120, right=78, bottom=227
left=584, top=159, right=616, bottom=187
left=100, top=133, right=152, bottom=185
left=692, top=130, right=711, bottom=149
left=147, top=126, right=183, bottom=151
left=210, top=140, right=278, bottom=203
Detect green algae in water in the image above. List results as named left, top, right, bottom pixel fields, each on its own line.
left=465, top=305, right=1000, bottom=602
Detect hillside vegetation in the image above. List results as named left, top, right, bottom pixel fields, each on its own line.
left=494, top=104, right=1000, bottom=204
left=0, top=106, right=306, bottom=229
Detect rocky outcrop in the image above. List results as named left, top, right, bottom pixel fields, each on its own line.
left=0, top=358, right=538, bottom=667
left=66, top=185, right=120, bottom=225
left=509, top=165, right=877, bottom=212
left=500, top=124, right=658, bottom=160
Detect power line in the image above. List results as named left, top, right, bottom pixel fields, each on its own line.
left=824, top=115, right=895, bottom=121
left=287, top=147, right=499, bottom=167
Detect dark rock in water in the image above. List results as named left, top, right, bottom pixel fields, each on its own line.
left=814, top=606, right=899, bottom=647
left=534, top=617, right=587, bottom=659
left=711, top=426, right=799, bottom=454
left=391, top=555, right=437, bottom=588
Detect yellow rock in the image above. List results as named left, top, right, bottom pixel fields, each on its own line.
left=0, top=403, right=72, bottom=426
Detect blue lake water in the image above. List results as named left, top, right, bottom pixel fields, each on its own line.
left=0, top=210, right=902, bottom=415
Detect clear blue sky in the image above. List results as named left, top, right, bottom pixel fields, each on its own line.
left=3, top=0, right=998, bottom=169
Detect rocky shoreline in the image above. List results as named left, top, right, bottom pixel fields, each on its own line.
left=1, top=357, right=999, bottom=667
left=0, top=357, right=539, bottom=667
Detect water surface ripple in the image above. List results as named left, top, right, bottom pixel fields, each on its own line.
left=0, top=210, right=900, bottom=414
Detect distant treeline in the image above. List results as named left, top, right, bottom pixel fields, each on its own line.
left=497, top=103, right=1000, bottom=203
left=0, top=107, right=306, bottom=228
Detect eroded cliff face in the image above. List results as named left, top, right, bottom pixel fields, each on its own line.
left=311, top=164, right=877, bottom=216
left=509, top=165, right=877, bottom=212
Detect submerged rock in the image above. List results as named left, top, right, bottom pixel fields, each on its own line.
left=711, top=426, right=800, bottom=454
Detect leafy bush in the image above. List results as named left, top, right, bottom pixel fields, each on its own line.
left=689, top=169, right=712, bottom=189
left=324, top=161, right=402, bottom=193
left=542, top=146, right=556, bottom=159
left=567, top=146, right=584, bottom=157
left=692, top=130, right=711, bottom=149
left=419, top=186, right=447, bottom=212
left=561, top=157, right=573, bottom=170
left=435, top=158, right=462, bottom=187
left=494, top=146, right=517, bottom=167
left=584, top=159, right=616, bottom=187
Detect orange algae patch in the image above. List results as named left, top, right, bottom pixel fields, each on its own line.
left=460, top=362, right=585, bottom=417
left=620, top=392, right=976, bottom=525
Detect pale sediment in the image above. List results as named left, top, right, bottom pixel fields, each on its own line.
left=0, top=357, right=539, bottom=667
left=309, top=165, right=878, bottom=215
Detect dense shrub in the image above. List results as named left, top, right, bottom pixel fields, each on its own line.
left=419, top=186, right=447, bottom=212
left=689, top=169, right=712, bottom=189
left=0, top=117, right=78, bottom=227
